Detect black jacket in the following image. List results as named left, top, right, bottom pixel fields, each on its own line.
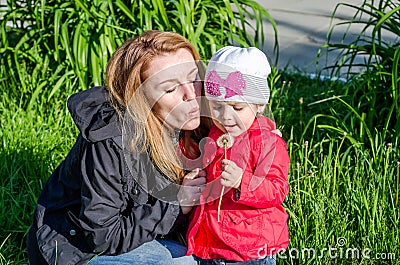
left=27, top=86, right=183, bottom=265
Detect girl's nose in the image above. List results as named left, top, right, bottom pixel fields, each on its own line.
left=221, top=106, right=232, bottom=121
left=182, top=83, right=196, bottom=102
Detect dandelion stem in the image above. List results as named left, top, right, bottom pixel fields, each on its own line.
left=218, top=186, right=225, bottom=222
left=218, top=139, right=228, bottom=222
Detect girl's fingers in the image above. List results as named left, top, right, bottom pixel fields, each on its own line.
left=220, top=171, right=229, bottom=179
left=220, top=171, right=234, bottom=183
left=220, top=177, right=234, bottom=188
left=221, top=160, right=230, bottom=171
left=224, top=165, right=234, bottom=174
left=220, top=176, right=228, bottom=186
left=222, top=164, right=237, bottom=174
left=221, top=159, right=230, bottom=165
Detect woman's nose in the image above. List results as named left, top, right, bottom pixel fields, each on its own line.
left=182, top=83, right=196, bottom=102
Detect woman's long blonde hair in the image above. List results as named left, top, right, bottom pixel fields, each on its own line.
left=106, top=30, right=211, bottom=183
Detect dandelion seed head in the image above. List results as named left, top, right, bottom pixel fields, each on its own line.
left=217, top=134, right=234, bottom=149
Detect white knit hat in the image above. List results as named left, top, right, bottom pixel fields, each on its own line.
left=205, top=46, right=271, bottom=104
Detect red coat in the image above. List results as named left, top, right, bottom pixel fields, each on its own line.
left=187, top=116, right=290, bottom=261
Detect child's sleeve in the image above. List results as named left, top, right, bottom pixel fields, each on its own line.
left=233, top=134, right=290, bottom=208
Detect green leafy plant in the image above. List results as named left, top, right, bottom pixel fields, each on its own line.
left=0, top=0, right=277, bottom=111
left=318, top=0, right=400, bottom=140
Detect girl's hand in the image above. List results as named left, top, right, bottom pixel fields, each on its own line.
left=220, top=159, right=243, bottom=189
left=177, top=168, right=206, bottom=214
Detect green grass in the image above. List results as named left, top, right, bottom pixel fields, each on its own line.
left=284, top=132, right=399, bottom=264
left=272, top=72, right=399, bottom=264
left=0, top=96, right=77, bottom=264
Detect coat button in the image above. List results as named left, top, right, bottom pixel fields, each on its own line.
left=69, top=229, right=76, bottom=236
left=132, top=188, right=138, bottom=195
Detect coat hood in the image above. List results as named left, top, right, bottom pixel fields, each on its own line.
left=67, top=86, right=122, bottom=143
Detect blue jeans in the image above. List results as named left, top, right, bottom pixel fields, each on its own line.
left=194, top=255, right=276, bottom=265
left=88, top=239, right=197, bottom=265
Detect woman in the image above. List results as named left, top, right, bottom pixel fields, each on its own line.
left=26, top=30, right=211, bottom=265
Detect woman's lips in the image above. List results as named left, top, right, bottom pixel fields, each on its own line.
left=189, top=107, right=199, bottom=116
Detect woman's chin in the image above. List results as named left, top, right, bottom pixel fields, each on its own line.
left=180, top=117, right=201, bottom=131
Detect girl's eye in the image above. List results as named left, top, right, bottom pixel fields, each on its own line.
left=233, top=107, right=243, bottom=111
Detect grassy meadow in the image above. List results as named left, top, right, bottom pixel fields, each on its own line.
left=1, top=0, right=399, bottom=264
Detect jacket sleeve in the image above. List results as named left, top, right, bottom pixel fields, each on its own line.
left=77, top=139, right=181, bottom=254
left=233, top=135, right=290, bottom=208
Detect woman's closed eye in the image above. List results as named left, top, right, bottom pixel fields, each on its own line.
left=165, top=85, right=178, bottom=93
left=165, top=80, right=196, bottom=94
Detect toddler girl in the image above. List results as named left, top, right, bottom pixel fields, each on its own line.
left=186, top=46, right=290, bottom=265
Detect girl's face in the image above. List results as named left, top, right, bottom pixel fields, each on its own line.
left=208, top=100, right=259, bottom=136
left=143, top=48, right=201, bottom=131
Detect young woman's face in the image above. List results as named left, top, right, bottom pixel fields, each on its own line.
left=208, top=100, right=258, bottom=136
left=143, top=49, right=201, bottom=131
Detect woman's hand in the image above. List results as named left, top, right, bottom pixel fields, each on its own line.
left=177, top=168, right=206, bottom=214
left=220, top=159, right=243, bottom=190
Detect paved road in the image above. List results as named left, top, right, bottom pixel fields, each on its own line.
left=256, top=0, right=367, bottom=74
